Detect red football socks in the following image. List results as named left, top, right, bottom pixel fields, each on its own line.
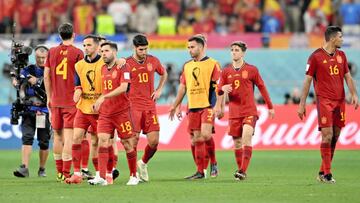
left=72, top=144, right=81, bottom=173
left=98, top=147, right=109, bottom=179
left=81, top=139, right=89, bottom=169
left=234, top=148, right=243, bottom=170
left=62, top=160, right=72, bottom=178
left=126, top=150, right=137, bottom=177
left=92, top=157, right=99, bottom=171
left=107, top=146, right=114, bottom=173
left=55, top=159, right=63, bottom=174
left=195, top=141, right=206, bottom=173
left=205, top=137, right=217, bottom=164
left=240, top=146, right=252, bottom=173
left=142, top=144, right=158, bottom=164
left=320, top=143, right=332, bottom=175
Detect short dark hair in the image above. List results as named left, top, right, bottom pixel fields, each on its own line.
left=98, top=35, right=106, bottom=42
left=188, top=34, right=206, bottom=47
left=325, top=26, right=342, bottom=42
left=58, top=23, right=73, bottom=40
left=100, top=41, right=118, bottom=51
left=230, top=41, right=247, bottom=52
left=84, top=34, right=100, bottom=44
left=133, top=34, right=148, bottom=47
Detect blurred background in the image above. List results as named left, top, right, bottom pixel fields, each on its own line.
left=0, top=0, right=359, bottom=149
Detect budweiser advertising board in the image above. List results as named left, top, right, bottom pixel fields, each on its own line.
left=133, top=105, right=360, bottom=150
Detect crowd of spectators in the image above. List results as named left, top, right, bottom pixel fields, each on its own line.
left=1, top=0, right=360, bottom=36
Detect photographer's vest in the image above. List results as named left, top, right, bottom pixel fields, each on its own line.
left=75, top=55, right=103, bottom=114
left=183, top=57, right=219, bottom=109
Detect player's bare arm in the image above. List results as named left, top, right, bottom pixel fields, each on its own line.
left=152, top=69, right=168, bottom=101
left=169, top=84, right=186, bottom=121
left=73, top=88, right=82, bottom=103
left=344, top=72, right=359, bottom=109
left=93, top=82, right=129, bottom=112
left=214, top=94, right=225, bottom=119
left=298, top=75, right=313, bottom=120
left=43, top=66, right=51, bottom=107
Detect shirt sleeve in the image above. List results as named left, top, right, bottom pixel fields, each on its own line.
left=155, top=58, right=165, bottom=75
left=211, top=62, right=221, bottom=82
left=342, top=52, right=349, bottom=74
left=253, top=68, right=273, bottom=109
left=120, top=63, right=131, bottom=83
left=306, top=54, right=317, bottom=77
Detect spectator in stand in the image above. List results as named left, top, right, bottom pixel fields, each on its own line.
left=177, top=19, right=194, bottom=35
left=37, top=0, right=54, bottom=34
left=132, top=0, right=159, bottom=34
left=236, top=0, right=261, bottom=32
left=228, top=15, right=245, bottom=34
left=284, top=87, right=301, bottom=104
left=96, top=6, right=115, bottom=35
left=339, top=0, right=360, bottom=35
left=107, top=0, right=132, bottom=33
left=0, top=0, right=17, bottom=33
left=280, top=0, right=302, bottom=32
left=304, top=8, right=328, bottom=34
left=72, top=0, right=95, bottom=35
left=218, top=0, right=238, bottom=17
left=261, top=8, right=281, bottom=33
left=14, top=0, right=35, bottom=33
left=52, top=0, right=71, bottom=30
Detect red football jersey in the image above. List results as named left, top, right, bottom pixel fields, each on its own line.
left=126, top=55, right=165, bottom=111
left=306, top=48, right=349, bottom=100
left=99, top=63, right=131, bottom=116
left=218, top=63, right=273, bottom=119
left=45, top=44, right=84, bottom=107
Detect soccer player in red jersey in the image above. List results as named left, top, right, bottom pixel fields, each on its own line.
left=90, top=41, right=138, bottom=186
left=126, top=35, right=168, bottom=182
left=169, top=34, right=221, bottom=179
left=214, top=41, right=275, bottom=180
left=298, top=26, right=359, bottom=183
left=44, top=22, right=84, bottom=181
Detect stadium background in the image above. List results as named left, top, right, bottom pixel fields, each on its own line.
left=0, top=1, right=359, bottom=203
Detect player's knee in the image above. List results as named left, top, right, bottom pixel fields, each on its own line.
left=38, top=140, right=49, bottom=150
left=148, top=140, right=158, bottom=148
left=121, top=138, right=134, bottom=151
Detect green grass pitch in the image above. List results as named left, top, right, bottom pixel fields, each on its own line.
left=0, top=150, right=359, bottom=203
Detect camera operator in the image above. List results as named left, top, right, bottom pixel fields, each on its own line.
left=12, top=45, right=51, bottom=178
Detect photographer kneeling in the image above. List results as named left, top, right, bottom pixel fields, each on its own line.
left=12, top=45, right=51, bottom=178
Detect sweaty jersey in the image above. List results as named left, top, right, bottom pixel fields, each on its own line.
left=99, top=63, right=131, bottom=116
left=306, top=48, right=349, bottom=100
left=75, top=55, right=103, bottom=114
left=45, top=44, right=84, bottom=107
left=127, top=55, right=165, bottom=111
left=180, top=56, right=221, bottom=110
left=218, top=63, right=273, bottom=119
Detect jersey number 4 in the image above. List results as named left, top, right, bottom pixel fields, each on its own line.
left=56, top=58, right=68, bottom=80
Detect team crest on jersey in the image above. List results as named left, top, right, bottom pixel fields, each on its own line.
left=321, top=116, right=327, bottom=124
left=112, top=70, right=118, bottom=79
left=242, top=71, right=248, bottom=79
left=147, top=63, right=153, bottom=71
left=336, top=55, right=342, bottom=63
